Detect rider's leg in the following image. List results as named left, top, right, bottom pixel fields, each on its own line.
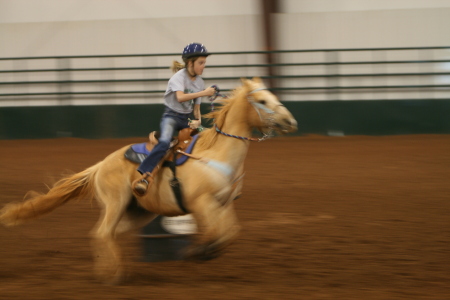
left=132, top=116, right=177, bottom=196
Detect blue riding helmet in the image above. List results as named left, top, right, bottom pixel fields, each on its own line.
left=182, top=43, right=209, bottom=59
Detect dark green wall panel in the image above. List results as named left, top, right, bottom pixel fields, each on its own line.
left=1, top=100, right=449, bottom=139
left=0, top=104, right=166, bottom=139
left=284, top=99, right=450, bottom=136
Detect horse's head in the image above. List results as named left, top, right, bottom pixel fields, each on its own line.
left=242, top=78, right=297, bottom=136
left=199, top=78, right=297, bottom=148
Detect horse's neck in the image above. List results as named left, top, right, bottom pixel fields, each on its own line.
left=211, top=107, right=252, bottom=168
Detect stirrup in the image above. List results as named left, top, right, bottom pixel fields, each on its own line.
left=132, top=172, right=153, bottom=196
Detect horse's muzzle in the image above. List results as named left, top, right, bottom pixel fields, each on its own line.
left=274, top=117, right=298, bottom=134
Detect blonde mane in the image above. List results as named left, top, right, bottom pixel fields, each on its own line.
left=196, top=83, right=251, bottom=150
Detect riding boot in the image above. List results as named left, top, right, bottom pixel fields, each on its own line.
left=133, top=140, right=170, bottom=197
left=132, top=172, right=154, bottom=196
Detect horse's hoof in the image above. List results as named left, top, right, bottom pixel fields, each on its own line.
left=98, top=272, right=125, bottom=286
left=94, top=265, right=125, bottom=285
left=182, top=244, right=223, bottom=261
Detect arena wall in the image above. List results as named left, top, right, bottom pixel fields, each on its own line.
left=1, top=0, right=449, bottom=139
left=1, top=100, right=449, bottom=139
left=2, top=0, right=450, bottom=57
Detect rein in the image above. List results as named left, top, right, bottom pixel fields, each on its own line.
left=214, top=124, right=269, bottom=142
left=209, top=85, right=228, bottom=111
left=210, top=87, right=276, bottom=142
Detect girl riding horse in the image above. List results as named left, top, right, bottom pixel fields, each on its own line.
left=0, top=77, right=297, bottom=284
left=133, top=43, right=216, bottom=196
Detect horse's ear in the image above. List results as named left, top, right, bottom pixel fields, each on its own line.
left=241, top=78, right=252, bottom=90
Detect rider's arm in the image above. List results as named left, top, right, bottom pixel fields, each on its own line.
left=193, top=104, right=201, bottom=122
left=176, top=86, right=215, bottom=103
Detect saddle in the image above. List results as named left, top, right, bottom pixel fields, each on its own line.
left=126, top=128, right=241, bottom=212
left=126, top=128, right=200, bottom=212
left=124, top=128, right=200, bottom=165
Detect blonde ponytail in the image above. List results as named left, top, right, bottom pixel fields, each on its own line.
left=171, top=60, right=185, bottom=73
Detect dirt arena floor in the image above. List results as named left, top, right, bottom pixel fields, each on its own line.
left=0, top=134, right=449, bottom=299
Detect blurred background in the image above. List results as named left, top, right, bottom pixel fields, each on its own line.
left=1, top=0, right=450, bottom=138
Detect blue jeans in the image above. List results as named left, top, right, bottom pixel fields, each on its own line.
left=137, top=107, right=190, bottom=174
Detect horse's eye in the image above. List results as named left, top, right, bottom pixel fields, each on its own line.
left=259, top=100, right=267, bottom=105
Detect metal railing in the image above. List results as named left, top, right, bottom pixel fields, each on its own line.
left=1, top=46, right=450, bottom=103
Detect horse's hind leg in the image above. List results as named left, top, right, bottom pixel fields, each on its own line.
left=91, top=188, right=131, bottom=284
left=115, top=198, right=157, bottom=235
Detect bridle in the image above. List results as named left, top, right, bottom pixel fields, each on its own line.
left=210, top=86, right=276, bottom=142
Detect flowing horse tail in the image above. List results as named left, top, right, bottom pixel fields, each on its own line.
left=0, top=162, right=101, bottom=227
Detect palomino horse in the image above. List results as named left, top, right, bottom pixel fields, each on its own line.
left=0, top=78, right=297, bottom=284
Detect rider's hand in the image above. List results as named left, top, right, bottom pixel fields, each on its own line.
left=189, top=120, right=201, bottom=129
left=203, top=86, right=216, bottom=97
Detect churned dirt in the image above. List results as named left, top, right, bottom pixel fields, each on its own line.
left=0, top=135, right=449, bottom=299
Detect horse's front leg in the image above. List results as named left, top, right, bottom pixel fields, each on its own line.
left=185, top=193, right=241, bottom=260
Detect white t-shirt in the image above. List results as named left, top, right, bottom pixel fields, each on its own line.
left=164, top=69, right=205, bottom=114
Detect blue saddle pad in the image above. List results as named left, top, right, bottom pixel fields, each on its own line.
left=125, top=134, right=200, bottom=165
